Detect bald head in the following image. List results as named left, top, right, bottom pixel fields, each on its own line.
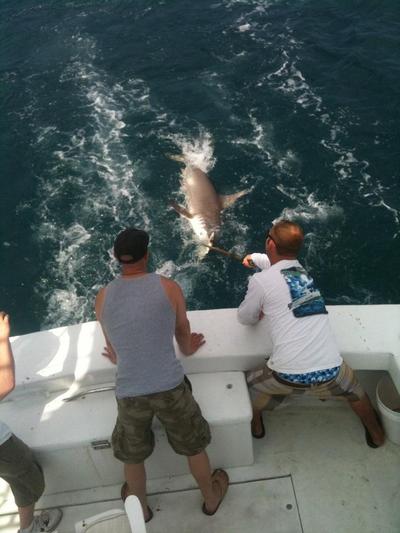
left=269, top=220, right=304, bottom=258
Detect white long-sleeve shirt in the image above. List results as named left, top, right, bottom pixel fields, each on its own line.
left=238, top=253, right=342, bottom=374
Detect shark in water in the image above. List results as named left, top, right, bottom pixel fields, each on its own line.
left=169, top=155, right=250, bottom=253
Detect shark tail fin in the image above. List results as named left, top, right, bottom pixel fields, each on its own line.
left=219, top=188, right=251, bottom=210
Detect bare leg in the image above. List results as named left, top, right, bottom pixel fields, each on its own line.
left=187, top=451, right=227, bottom=513
left=349, top=394, right=385, bottom=446
left=250, top=393, right=287, bottom=437
left=18, top=503, right=35, bottom=530
left=124, top=463, right=151, bottom=521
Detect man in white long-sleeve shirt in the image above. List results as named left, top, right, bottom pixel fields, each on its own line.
left=238, top=220, right=384, bottom=447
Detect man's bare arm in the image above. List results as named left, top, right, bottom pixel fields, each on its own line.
left=95, top=289, right=117, bottom=365
left=161, top=278, right=205, bottom=355
left=0, top=312, right=15, bottom=400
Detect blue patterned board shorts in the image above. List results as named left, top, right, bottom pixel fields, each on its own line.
left=277, top=366, right=340, bottom=385
left=246, top=361, right=364, bottom=411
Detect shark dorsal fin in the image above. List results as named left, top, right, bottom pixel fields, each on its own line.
left=219, top=188, right=251, bottom=210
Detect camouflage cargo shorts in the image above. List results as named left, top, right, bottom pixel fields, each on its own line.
left=112, top=379, right=211, bottom=464
left=0, top=434, right=45, bottom=507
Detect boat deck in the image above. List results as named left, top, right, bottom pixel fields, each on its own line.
left=1, top=378, right=399, bottom=533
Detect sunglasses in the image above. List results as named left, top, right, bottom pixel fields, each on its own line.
left=265, top=228, right=277, bottom=245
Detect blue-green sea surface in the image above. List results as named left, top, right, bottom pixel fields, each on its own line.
left=1, top=0, right=399, bottom=334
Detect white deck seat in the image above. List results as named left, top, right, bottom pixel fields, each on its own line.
left=74, top=496, right=146, bottom=533
left=0, top=372, right=253, bottom=495
left=125, top=496, right=147, bottom=533
left=75, top=509, right=130, bottom=533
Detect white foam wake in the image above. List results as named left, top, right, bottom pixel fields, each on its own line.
left=34, top=35, right=153, bottom=329
left=166, top=130, right=216, bottom=173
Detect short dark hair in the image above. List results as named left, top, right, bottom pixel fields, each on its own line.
left=271, top=220, right=304, bottom=257
left=114, top=228, right=149, bottom=264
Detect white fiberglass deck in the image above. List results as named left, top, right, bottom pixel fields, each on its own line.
left=1, top=306, right=400, bottom=532
left=0, top=388, right=399, bottom=533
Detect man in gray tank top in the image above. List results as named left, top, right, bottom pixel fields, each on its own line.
left=95, top=228, right=229, bottom=522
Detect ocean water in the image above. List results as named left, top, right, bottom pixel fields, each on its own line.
left=1, top=0, right=399, bottom=335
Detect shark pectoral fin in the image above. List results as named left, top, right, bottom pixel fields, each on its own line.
left=219, top=188, right=251, bottom=210
left=169, top=200, right=193, bottom=219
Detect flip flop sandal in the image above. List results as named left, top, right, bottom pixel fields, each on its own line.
left=364, top=425, right=379, bottom=448
left=120, top=482, right=154, bottom=522
left=202, top=469, right=229, bottom=516
left=251, top=414, right=265, bottom=439
left=120, top=481, right=129, bottom=502
left=144, top=507, right=154, bottom=523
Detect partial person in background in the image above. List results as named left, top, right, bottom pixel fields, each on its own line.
left=95, top=228, right=229, bottom=522
left=0, top=312, right=63, bottom=533
left=238, top=220, right=384, bottom=448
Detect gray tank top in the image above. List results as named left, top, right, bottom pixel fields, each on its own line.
left=101, top=273, right=184, bottom=398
